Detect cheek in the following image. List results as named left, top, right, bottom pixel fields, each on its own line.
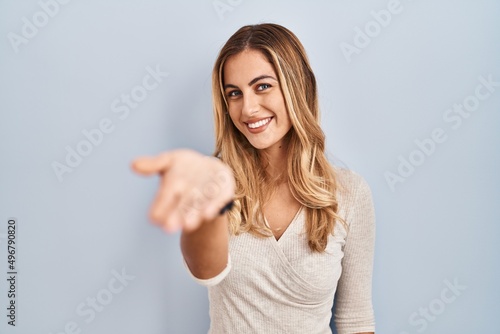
left=227, top=101, right=240, bottom=116
left=264, top=92, right=286, bottom=114
left=269, top=99, right=289, bottom=125
left=227, top=106, right=238, bottom=121
left=227, top=110, right=245, bottom=132
left=228, top=100, right=245, bottom=119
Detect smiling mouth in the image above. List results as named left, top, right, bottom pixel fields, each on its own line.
left=247, top=117, right=273, bottom=129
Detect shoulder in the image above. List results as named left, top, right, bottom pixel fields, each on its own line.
left=333, top=167, right=372, bottom=199
left=333, top=167, right=374, bottom=223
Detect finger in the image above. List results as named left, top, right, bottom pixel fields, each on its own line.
left=150, top=177, right=182, bottom=228
left=152, top=192, right=183, bottom=233
left=131, top=152, right=174, bottom=176
left=179, top=187, right=208, bottom=231
left=162, top=195, right=185, bottom=233
left=161, top=208, right=183, bottom=234
left=180, top=208, right=202, bottom=233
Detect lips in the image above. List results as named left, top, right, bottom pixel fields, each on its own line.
left=247, top=117, right=272, bottom=129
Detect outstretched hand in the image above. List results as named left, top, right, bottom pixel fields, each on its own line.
left=131, top=149, right=235, bottom=233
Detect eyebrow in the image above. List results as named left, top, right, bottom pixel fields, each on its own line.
left=224, top=75, right=278, bottom=90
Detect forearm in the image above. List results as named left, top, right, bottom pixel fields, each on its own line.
left=180, top=214, right=229, bottom=279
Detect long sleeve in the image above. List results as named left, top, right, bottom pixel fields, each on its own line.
left=182, top=169, right=375, bottom=333
left=334, top=173, right=376, bottom=333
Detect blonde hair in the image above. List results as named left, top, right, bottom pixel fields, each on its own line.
left=212, top=23, right=343, bottom=252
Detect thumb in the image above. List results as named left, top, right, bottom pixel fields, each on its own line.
left=131, top=153, right=174, bottom=176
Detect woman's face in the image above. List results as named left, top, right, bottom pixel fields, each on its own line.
left=223, top=49, right=292, bottom=152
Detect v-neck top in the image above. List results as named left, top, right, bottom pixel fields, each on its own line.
left=263, top=206, right=303, bottom=241
left=184, top=168, right=376, bottom=334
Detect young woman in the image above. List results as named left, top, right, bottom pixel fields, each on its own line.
left=133, top=23, right=375, bottom=334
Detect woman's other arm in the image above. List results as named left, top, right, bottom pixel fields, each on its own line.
left=334, top=171, right=376, bottom=334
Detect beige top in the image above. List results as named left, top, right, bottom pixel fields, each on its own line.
left=184, top=168, right=376, bottom=333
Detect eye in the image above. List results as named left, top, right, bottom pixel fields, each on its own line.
left=256, top=83, right=271, bottom=91
left=226, top=90, right=241, bottom=98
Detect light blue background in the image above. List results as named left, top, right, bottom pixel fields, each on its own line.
left=0, top=0, right=499, bottom=333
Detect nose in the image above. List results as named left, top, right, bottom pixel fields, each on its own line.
left=241, top=92, right=259, bottom=117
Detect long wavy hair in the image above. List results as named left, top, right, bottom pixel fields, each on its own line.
left=212, top=23, right=343, bottom=252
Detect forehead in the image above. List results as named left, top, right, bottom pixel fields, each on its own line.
left=223, top=49, right=276, bottom=84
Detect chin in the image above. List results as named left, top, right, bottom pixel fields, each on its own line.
left=248, top=139, right=281, bottom=151
left=249, top=142, right=271, bottom=150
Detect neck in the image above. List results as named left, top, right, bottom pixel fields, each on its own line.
left=259, top=139, right=288, bottom=181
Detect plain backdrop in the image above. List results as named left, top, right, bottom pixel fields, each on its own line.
left=1, top=1, right=499, bottom=333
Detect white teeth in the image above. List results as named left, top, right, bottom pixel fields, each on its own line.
left=248, top=118, right=271, bottom=129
